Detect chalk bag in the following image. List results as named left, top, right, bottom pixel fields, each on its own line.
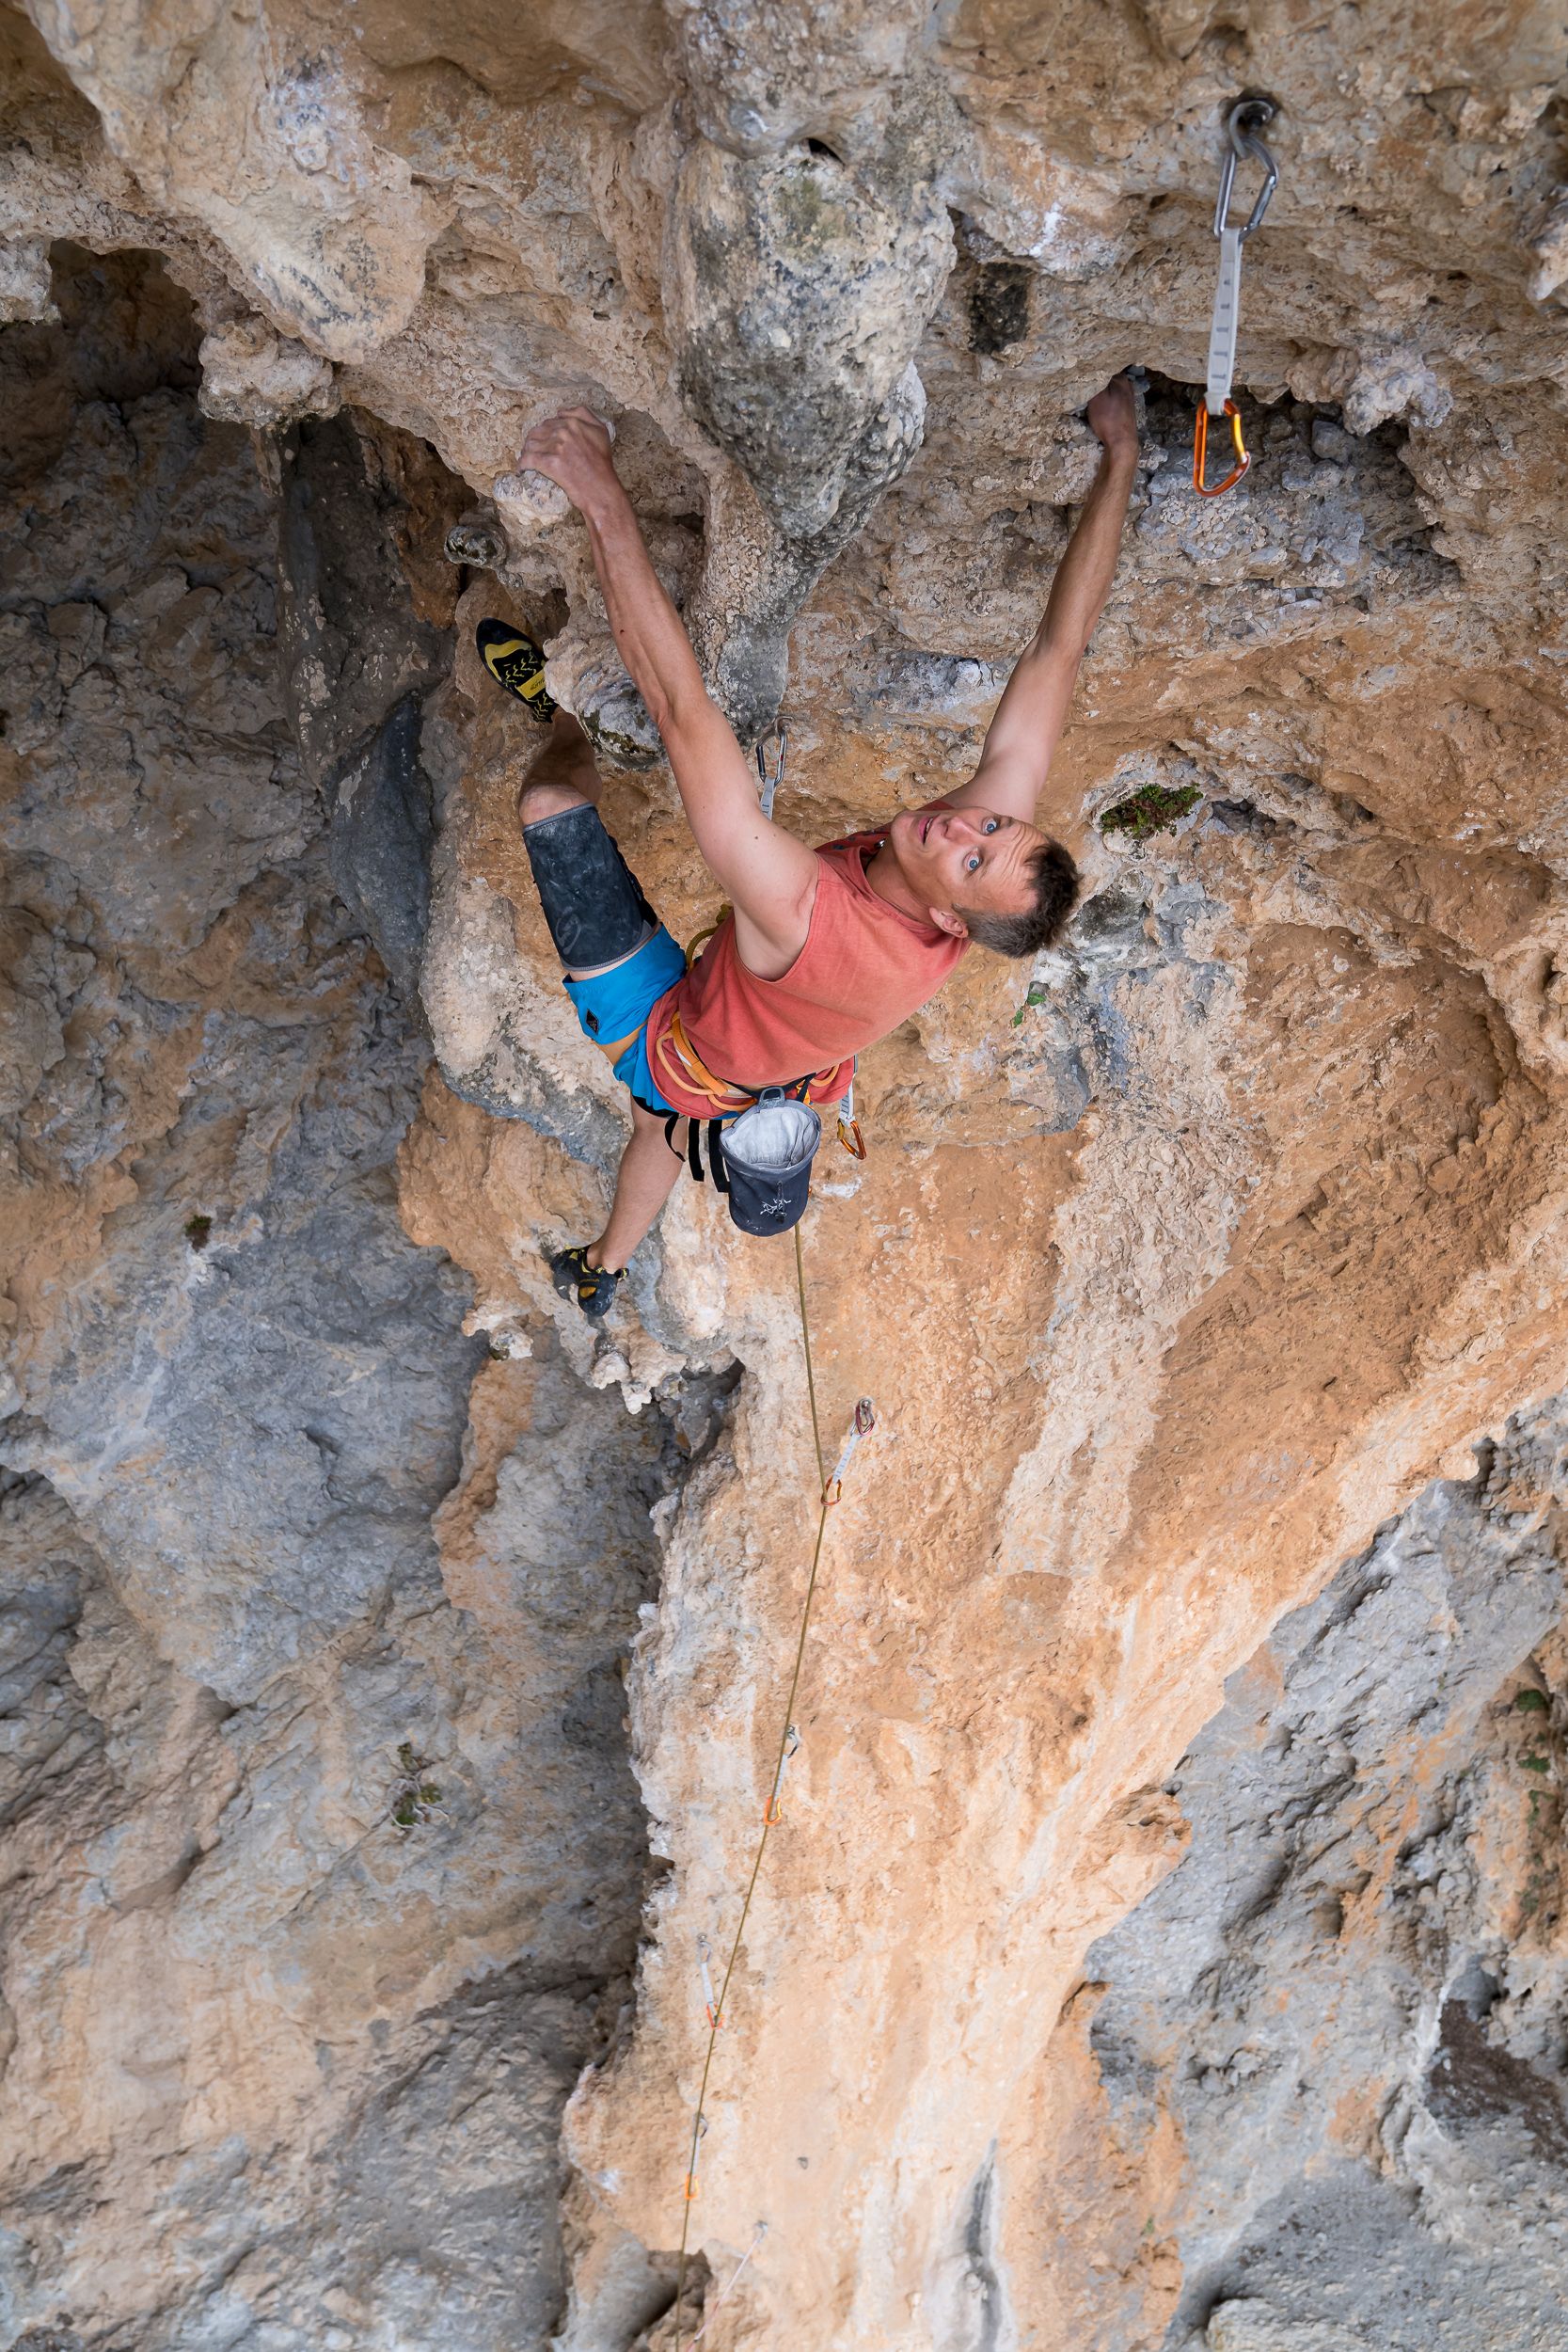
left=717, top=1088, right=822, bottom=1237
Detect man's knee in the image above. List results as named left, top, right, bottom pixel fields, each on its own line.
left=518, top=778, right=591, bottom=831
left=631, top=1098, right=683, bottom=1147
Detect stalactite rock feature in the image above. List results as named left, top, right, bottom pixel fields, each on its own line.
left=197, top=316, right=340, bottom=428
left=3, top=6, right=1568, bottom=2350
left=22, top=0, right=446, bottom=359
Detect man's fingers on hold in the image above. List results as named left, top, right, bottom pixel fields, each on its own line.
left=561, top=405, right=617, bottom=442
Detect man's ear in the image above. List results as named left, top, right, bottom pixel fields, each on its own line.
left=928, top=906, right=969, bottom=940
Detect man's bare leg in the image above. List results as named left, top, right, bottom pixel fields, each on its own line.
left=516, top=707, right=602, bottom=825
left=593, top=1100, right=686, bottom=1273
left=517, top=714, right=685, bottom=1275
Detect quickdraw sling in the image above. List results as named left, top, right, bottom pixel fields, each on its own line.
left=1194, top=97, right=1279, bottom=498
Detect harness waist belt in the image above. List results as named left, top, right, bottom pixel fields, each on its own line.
left=655, top=1009, right=847, bottom=1117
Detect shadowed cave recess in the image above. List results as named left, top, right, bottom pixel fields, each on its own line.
left=4, top=7, right=1568, bottom=2351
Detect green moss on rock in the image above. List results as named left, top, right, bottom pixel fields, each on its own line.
left=1101, top=783, right=1203, bottom=845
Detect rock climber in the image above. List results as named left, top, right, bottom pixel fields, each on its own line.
left=476, top=374, right=1138, bottom=1319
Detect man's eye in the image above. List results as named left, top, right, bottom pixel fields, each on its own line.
left=983, top=818, right=999, bottom=834
left=966, top=853, right=981, bottom=872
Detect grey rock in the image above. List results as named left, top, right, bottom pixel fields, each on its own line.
left=276, top=412, right=451, bottom=793
left=1077, top=1402, right=1568, bottom=2351
left=327, top=693, right=436, bottom=1010
left=0, top=257, right=720, bottom=2348
left=276, top=412, right=455, bottom=1003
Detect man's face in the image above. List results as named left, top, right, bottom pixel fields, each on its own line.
left=890, top=803, right=1046, bottom=936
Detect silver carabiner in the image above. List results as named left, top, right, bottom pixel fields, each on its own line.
left=755, top=726, right=787, bottom=819
left=1212, top=99, right=1277, bottom=243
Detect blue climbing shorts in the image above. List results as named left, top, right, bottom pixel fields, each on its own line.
left=520, top=799, right=683, bottom=1115
left=562, top=925, right=685, bottom=1116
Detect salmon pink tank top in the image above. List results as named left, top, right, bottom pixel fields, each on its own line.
left=644, top=814, right=967, bottom=1120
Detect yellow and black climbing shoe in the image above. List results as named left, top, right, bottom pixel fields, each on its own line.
left=549, top=1244, right=623, bottom=1323
left=476, top=618, right=558, bottom=724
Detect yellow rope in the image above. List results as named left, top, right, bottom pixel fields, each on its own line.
left=673, top=1225, right=831, bottom=2346
left=793, top=1221, right=829, bottom=1494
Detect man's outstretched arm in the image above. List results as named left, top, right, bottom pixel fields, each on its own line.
left=946, top=376, right=1139, bottom=855
left=518, top=410, right=819, bottom=969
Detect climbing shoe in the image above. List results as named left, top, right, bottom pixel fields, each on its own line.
left=476, top=618, right=558, bottom=723
left=550, top=1244, right=623, bottom=1323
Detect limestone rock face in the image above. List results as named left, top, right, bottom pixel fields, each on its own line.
left=4, top=8, right=1568, bottom=2352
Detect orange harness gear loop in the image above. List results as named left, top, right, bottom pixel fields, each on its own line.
left=651, top=1005, right=855, bottom=1122
left=653, top=1009, right=761, bottom=1116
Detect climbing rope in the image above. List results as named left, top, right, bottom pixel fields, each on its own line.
left=1194, top=98, right=1278, bottom=497
left=672, top=1225, right=875, bottom=2347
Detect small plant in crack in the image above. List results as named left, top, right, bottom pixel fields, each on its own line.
left=183, top=1214, right=213, bottom=1249
left=1507, top=1677, right=1562, bottom=1933
left=1100, top=782, right=1203, bottom=846
left=389, top=1740, right=445, bottom=1835
left=1011, top=981, right=1049, bottom=1027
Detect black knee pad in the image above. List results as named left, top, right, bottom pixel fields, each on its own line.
left=522, top=802, right=657, bottom=968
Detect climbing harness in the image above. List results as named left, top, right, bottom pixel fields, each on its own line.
left=673, top=1228, right=877, bottom=2348
left=658, top=1025, right=825, bottom=1239
left=1194, top=98, right=1278, bottom=498
left=659, top=1052, right=861, bottom=1238
left=655, top=1005, right=854, bottom=1126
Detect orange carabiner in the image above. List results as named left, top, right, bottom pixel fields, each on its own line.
left=1194, top=399, right=1249, bottom=497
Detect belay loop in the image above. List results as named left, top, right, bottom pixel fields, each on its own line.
left=1194, top=98, right=1278, bottom=499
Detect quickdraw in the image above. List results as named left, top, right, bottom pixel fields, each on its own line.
left=755, top=725, right=787, bottom=819
left=824, top=1397, right=876, bottom=1507
left=836, top=1069, right=866, bottom=1160
left=1194, top=98, right=1278, bottom=498
left=698, top=1934, right=724, bottom=2030
left=762, top=1725, right=800, bottom=1827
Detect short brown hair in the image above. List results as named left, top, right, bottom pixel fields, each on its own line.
left=957, top=838, right=1079, bottom=958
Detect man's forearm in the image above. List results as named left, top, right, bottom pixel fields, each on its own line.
left=1034, top=446, right=1137, bottom=659
left=960, top=413, right=1136, bottom=840
left=578, top=484, right=707, bottom=737
left=568, top=464, right=819, bottom=933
